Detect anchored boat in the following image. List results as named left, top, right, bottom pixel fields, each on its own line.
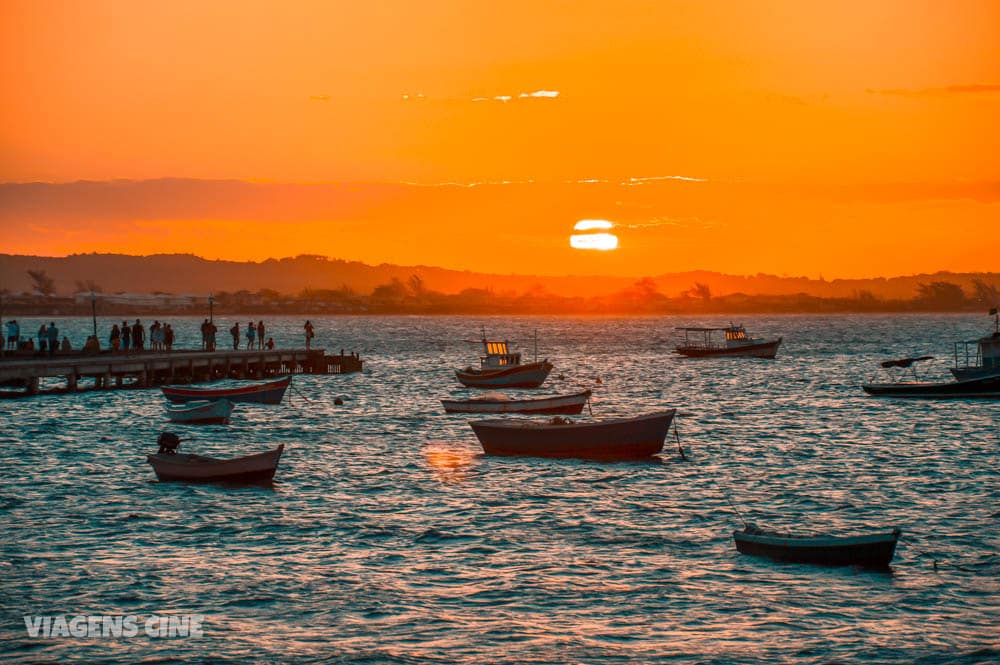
left=455, top=330, right=552, bottom=389
left=161, top=375, right=291, bottom=405
left=165, top=399, right=235, bottom=424
left=147, top=432, right=283, bottom=484
left=733, top=524, right=901, bottom=569
left=469, top=410, right=675, bottom=459
left=951, top=308, right=1000, bottom=380
left=674, top=324, right=782, bottom=358
left=441, top=389, right=591, bottom=415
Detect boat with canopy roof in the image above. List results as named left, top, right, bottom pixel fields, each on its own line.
left=674, top=324, right=782, bottom=358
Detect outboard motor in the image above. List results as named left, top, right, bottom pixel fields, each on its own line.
left=157, top=431, right=181, bottom=455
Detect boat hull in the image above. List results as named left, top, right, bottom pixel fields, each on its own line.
left=161, top=376, right=291, bottom=404
left=165, top=399, right=235, bottom=424
left=455, top=360, right=553, bottom=389
left=862, top=373, right=1000, bottom=398
left=469, top=410, right=675, bottom=459
left=148, top=444, right=284, bottom=483
left=734, top=528, right=900, bottom=569
left=675, top=338, right=782, bottom=359
left=442, top=390, right=590, bottom=414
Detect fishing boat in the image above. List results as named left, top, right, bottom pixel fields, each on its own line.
left=862, top=356, right=1000, bottom=398
left=950, top=308, right=1000, bottom=380
left=733, top=524, right=901, bottom=569
left=674, top=324, right=782, bottom=358
left=164, top=399, right=234, bottom=424
left=455, top=330, right=553, bottom=388
left=441, top=389, right=591, bottom=415
left=161, top=375, right=291, bottom=405
left=147, top=433, right=283, bottom=483
left=469, top=410, right=675, bottom=459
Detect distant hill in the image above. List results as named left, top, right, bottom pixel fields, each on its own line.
left=1, top=253, right=997, bottom=301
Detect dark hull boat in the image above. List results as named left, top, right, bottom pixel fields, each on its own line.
left=469, top=410, right=675, bottom=459
left=675, top=338, right=782, bottom=358
left=442, top=389, right=591, bottom=414
left=161, top=376, right=291, bottom=404
left=148, top=444, right=284, bottom=484
left=455, top=360, right=553, bottom=389
left=733, top=525, right=901, bottom=569
left=862, top=373, right=1000, bottom=398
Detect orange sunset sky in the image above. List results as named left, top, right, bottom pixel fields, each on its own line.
left=1, top=0, right=998, bottom=279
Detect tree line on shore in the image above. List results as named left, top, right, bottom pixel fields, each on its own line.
left=2, top=269, right=998, bottom=315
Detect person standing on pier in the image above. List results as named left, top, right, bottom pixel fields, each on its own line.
left=164, top=323, right=174, bottom=351
left=150, top=321, right=161, bottom=351
left=230, top=322, right=240, bottom=350
left=132, top=319, right=145, bottom=352
left=38, top=323, right=48, bottom=353
left=6, top=320, right=18, bottom=350
left=200, top=319, right=209, bottom=350
left=246, top=320, right=256, bottom=349
left=46, top=322, right=58, bottom=356
left=207, top=320, right=217, bottom=351
left=120, top=321, right=131, bottom=352
left=304, top=320, right=314, bottom=350
left=109, top=323, right=120, bottom=351
left=257, top=320, right=266, bottom=349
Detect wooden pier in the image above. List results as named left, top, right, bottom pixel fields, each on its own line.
left=0, top=348, right=362, bottom=397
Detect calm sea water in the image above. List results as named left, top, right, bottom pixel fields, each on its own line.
left=1, top=315, right=997, bottom=663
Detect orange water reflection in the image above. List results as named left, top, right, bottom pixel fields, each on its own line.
left=423, top=443, right=478, bottom=484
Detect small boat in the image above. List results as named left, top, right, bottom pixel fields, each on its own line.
left=733, top=524, right=901, bottom=569
left=674, top=324, right=782, bottom=358
left=165, top=399, right=234, bottom=424
left=161, top=375, right=291, bottom=405
left=455, top=330, right=553, bottom=388
left=950, top=309, right=1000, bottom=380
left=147, top=433, right=283, bottom=484
left=469, top=410, right=675, bottom=459
left=862, top=356, right=1000, bottom=398
left=442, top=389, right=591, bottom=415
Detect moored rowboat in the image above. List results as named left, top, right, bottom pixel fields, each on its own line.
left=148, top=443, right=284, bottom=483
left=469, top=410, right=675, bottom=459
left=165, top=399, right=234, bottom=424
left=442, top=389, right=591, bottom=414
left=733, top=525, right=901, bottom=568
left=161, top=375, right=291, bottom=405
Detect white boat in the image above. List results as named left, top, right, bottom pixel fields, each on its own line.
left=441, top=389, right=591, bottom=414
left=165, top=399, right=235, bottom=424
left=148, top=435, right=283, bottom=483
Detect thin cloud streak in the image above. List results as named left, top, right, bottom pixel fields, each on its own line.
left=867, top=83, right=1000, bottom=97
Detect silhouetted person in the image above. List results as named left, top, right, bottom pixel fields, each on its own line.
left=257, top=321, right=265, bottom=349
left=207, top=321, right=217, bottom=351
left=304, top=320, right=314, bottom=350
left=230, top=322, right=240, bottom=350
left=164, top=324, right=174, bottom=351
left=121, top=321, right=131, bottom=352
left=132, top=319, right=145, bottom=351
left=265, top=337, right=274, bottom=350
left=46, top=322, right=58, bottom=356
left=109, top=324, right=120, bottom=351
left=38, top=323, right=48, bottom=353
left=246, top=321, right=255, bottom=349
left=5, top=320, right=18, bottom=350
left=200, top=319, right=209, bottom=350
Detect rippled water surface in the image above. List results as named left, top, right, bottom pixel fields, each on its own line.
left=2, top=315, right=998, bottom=663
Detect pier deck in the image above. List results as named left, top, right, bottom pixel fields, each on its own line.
left=0, top=348, right=362, bottom=396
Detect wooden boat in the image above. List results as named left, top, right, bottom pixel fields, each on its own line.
left=862, top=356, right=1000, bottom=398
left=675, top=325, right=782, bottom=358
left=442, top=389, right=591, bottom=414
left=950, top=309, right=1000, bottom=380
left=455, top=330, right=553, bottom=388
left=161, top=375, right=291, bottom=405
left=733, top=524, right=901, bottom=569
left=469, top=410, right=675, bottom=459
left=165, top=399, right=235, bottom=424
left=148, top=439, right=284, bottom=484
